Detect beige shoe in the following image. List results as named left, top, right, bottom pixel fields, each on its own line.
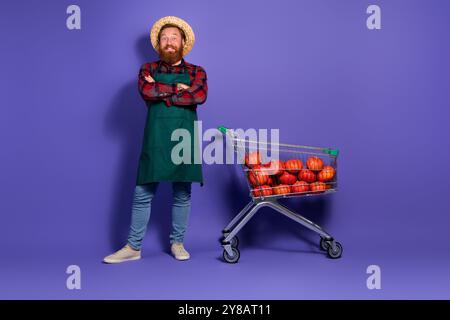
left=103, top=244, right=141, bottom=264
left=171, top=242, right=190, bottom=261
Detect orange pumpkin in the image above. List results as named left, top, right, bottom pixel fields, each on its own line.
left=310, top=181, right=327, bottom=193
left=262, top=160, right=285, bottom=175
left=245, top=151, right=262, bottom=167
left=306, top=156, right=324, bottom=171
left=278, top=171, right=297, bottom=185
left=284, top=159, right=303, bottom=174
left=318, top=166, right=335, bottom=182
left=298, top=169, right=316, bottom=183
left=291, top=181, right=310, bottom=194
left=247, top=165, right=269, bottom=186
left=273, top=184, right=291, bottom=195
left=252, top=185, right=273, bottom=197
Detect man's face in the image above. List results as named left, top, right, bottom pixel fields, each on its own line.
left=158, top=27, right=185, bottom=65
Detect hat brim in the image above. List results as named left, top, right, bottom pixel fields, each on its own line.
left=150, top=16, right=195, bottom=56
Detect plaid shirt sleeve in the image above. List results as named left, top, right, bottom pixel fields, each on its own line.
left=164, top=66, right=208, bottom=107
left=138, top=63, right=177, bottom=101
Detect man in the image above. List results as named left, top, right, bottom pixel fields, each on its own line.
left=103, top=16, right=208, bottom=263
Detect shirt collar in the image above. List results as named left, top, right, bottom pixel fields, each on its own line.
left=159, top=57, right=186, bottom=68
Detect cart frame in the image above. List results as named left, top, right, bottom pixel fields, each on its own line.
left=218, top=126, right=343, bottom=263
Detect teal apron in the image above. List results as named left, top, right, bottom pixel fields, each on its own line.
left=136, top=66, right=203, bottom=186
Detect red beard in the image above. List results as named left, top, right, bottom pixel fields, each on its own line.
left=158, top=44, right=183, bottom=65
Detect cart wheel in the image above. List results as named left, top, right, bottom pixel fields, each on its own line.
left=327, top=241, right=343, bottom=259
left=320, top=238, right=329, bottom=251
left=223, top=247, right=240, bottom=263
left=230, top=236, right=239, bottom=248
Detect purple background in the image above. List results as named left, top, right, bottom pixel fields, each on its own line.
left=1, top=0, right=450, bottom=299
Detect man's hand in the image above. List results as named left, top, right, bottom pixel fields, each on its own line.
left=177, top=83, right=190, bottom=92
left=144, top=74, right=155, bottom=83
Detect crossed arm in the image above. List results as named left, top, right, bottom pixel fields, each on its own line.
left=138, top=64, right=177, bottom=101
left=137, top=63, right=208, bottom=107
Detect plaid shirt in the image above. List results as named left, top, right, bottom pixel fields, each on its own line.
left=138, top=58, right=208, bottom=107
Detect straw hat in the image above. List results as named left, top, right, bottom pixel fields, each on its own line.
left=150, top=16, right=195, bottom=56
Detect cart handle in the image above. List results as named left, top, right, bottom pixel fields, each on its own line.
left=218, top=125, right=228, bottom=134
left=217, top=125, right=339, bottom=156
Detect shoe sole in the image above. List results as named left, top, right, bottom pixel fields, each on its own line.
left=173, top=255, right=190, bottom=261
left=103, top=256, right=141, bottom=264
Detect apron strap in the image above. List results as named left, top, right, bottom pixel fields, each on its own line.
left=155, top=61, right=162, bottom=74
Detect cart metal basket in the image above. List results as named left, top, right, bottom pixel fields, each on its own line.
left=218, top=125, right=343, bottom=263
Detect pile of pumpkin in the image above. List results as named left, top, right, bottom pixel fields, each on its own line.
left=245, top=151, right=336, bottom=197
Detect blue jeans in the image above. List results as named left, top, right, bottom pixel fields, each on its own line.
left=127, top=182, right=192, bottom=250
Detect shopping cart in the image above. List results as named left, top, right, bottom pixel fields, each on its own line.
left=218, top=125, right=343, bottom=263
